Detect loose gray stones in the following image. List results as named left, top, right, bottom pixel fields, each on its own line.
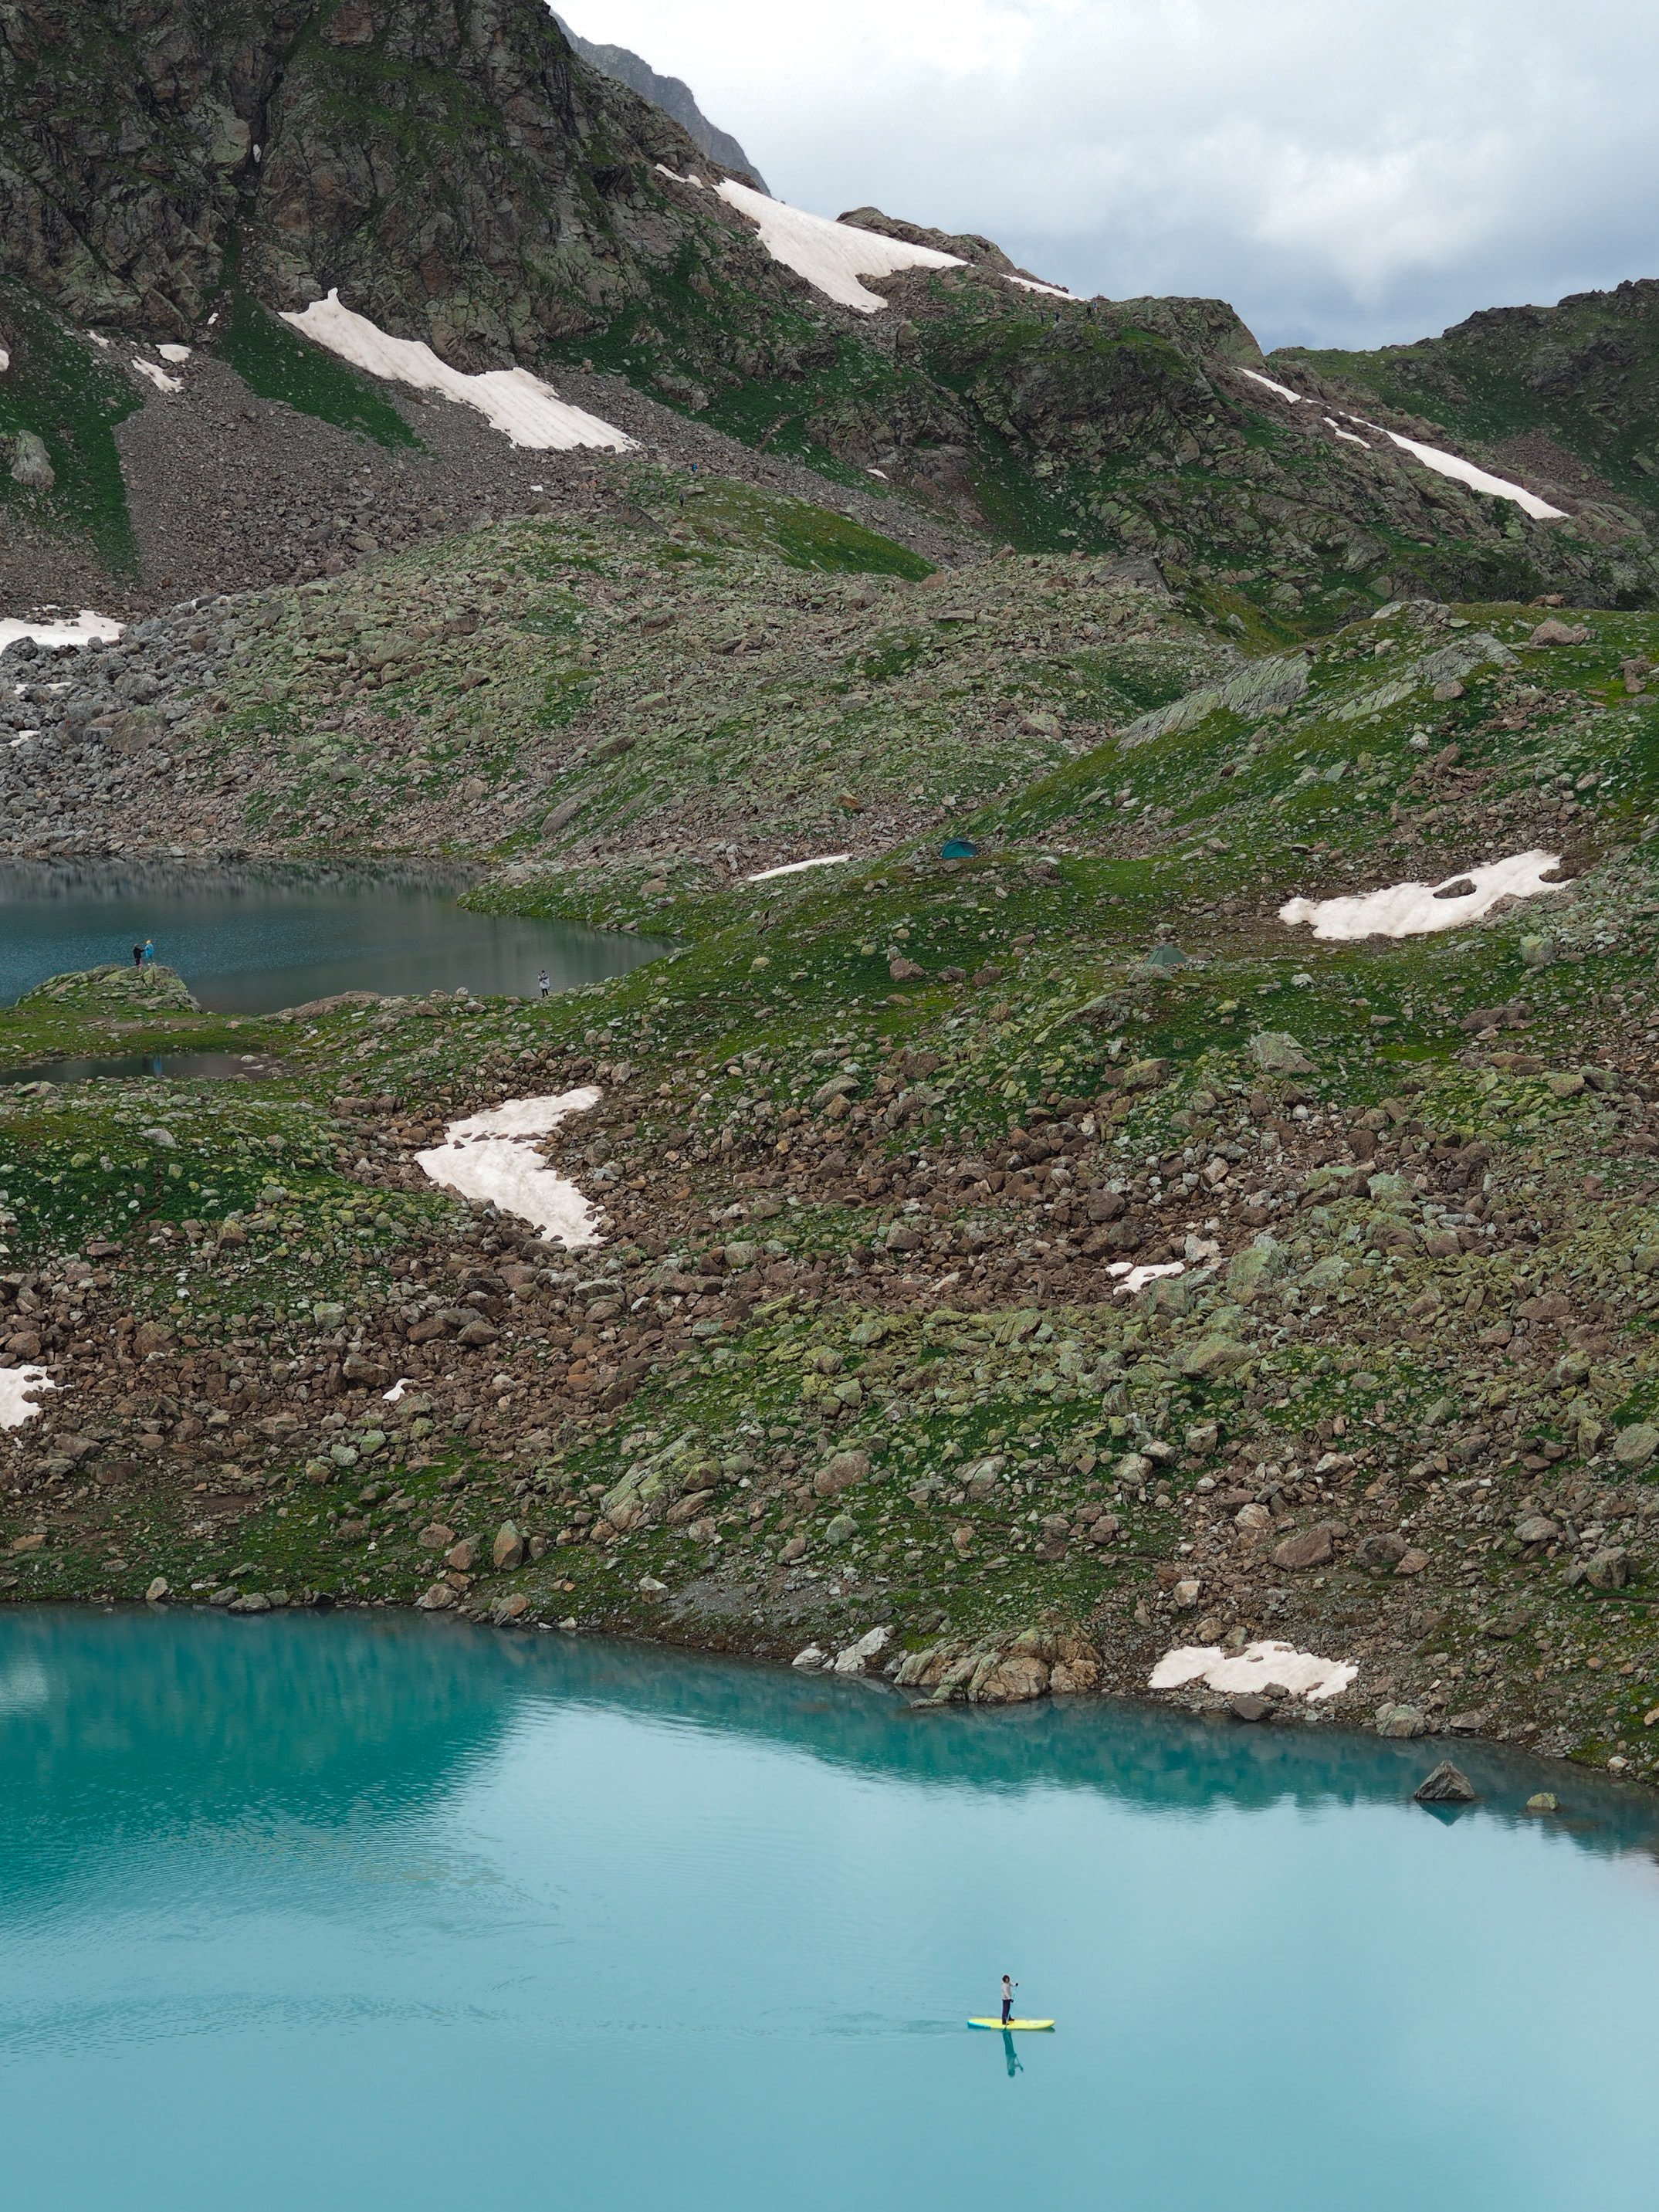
left=1612, top=1423, right=1659, bottom=1469
left=1248, top=1030, right=1315, bottom=1077
left=9, top=432, right=54, bottom=489
left=1272, top=1524, right=1336, bottom=1571
left=1375, top=1702, right=1427, bottom=1738
left=1414, top=1760, right=1478, bottom=1805
left=1515, top=1514, right=1560, bottom=1546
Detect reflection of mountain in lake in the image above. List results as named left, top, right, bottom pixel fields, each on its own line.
left=4, top=1610, right=1652, bottom=1895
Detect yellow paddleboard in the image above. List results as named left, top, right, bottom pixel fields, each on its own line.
left=967, top=2017, right=1055, bottom=2031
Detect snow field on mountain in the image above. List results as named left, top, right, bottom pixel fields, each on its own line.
left=1005, top=274, right=1072, bottom=299
left=714, top=178, right=963, bottom=312
left=0, top=611, right=123, bottom=653
left=746, top=853, right=852, bottom=882
left=1280, top=850, right=1567, bottom=940
left=415, top=1088, right=603, bottom=1245
left=282, top=293, right=635, bottom=452
left=1239, top=367, right=1565, bottom=518
left=0, top=1364, right=55, bottom=1428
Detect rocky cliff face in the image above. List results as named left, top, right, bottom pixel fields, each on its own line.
left=0, top=0, right=780, bottom=351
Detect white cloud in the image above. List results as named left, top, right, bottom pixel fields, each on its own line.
left=564, top=0, right=1659, bottom=347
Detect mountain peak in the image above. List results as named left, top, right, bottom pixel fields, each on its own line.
left=553, top=14, right=767, bottom=191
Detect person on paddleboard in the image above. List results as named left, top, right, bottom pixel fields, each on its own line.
left=1000, top=1974, right=1016, bottom=2025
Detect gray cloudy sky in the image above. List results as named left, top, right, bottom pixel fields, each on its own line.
left=566, top=0, right=1659, bottom=352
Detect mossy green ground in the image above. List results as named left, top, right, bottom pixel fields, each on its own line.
left=8, top=499, right=1659, bottom=1766
left=0, top=283, right=140, bottom=569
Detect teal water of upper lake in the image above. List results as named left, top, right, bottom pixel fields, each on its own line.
left=2, top=1607, right=1656, bottom=2211
left=0, top=862, right=663, bottom=1013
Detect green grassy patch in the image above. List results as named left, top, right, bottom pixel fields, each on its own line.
left=215, top=289, right=421, bottom=450
left=0, top=283, right=141, bottom=570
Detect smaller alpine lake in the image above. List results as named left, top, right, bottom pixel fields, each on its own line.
left=0, top=861, right=663, bottom=1014
left=2, top=1607, right=1657, bottom=2211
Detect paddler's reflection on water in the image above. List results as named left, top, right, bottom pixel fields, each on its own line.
left=1001, top=2028, right=1023, bottom=2078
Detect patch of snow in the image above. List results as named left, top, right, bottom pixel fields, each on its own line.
left=865, top=467, right=888, bottom=479
left=156, top=344, right=191, bottom=364
left=132, top=358, right=183, bottom=394
left=715, top=179, right=963, bottom=313
left=655, top=163, right=705, bottom=188
left=747, top=852, right=852, bottom=882
left=0, top=347, right=8, bottom=374
left=1241, top=367, right=1304, bottom=405
left=415, top=1087, right=603, bottom=1245
left=281, top=293, right=635, bottom=452
left=1281, top=849, right=1566, bottom=941
left=1242, top=370, right=1562, bottom=517
left=1325, top=416, right=1370, bottom=447
left=8, top=733, right=37, bottom=748
left=0, top=610, right=123, bottom=655
left=1373, top=425, right=1566, bottom=520
left=383, top=1377, right=418, bottom=1403
left=1108, top=1259, right=1185, bottom=1296
left=85, top=330, right=110, bottom=349
left=0, top=1363, right=56, bottom=1428
left=1005, top=273, right=1072, bottom=299
left=1150, top=1639, right=1356, bottom=1702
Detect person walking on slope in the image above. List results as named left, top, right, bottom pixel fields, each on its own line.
left=1000, top=1975, right=1016, bottom=2026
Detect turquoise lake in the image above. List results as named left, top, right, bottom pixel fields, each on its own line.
left=3, top=1607, right=1657, bottom=2210
left=0, top=862, right=662, bottom=1013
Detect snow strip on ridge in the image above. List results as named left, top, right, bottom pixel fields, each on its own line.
left=1241, top=365, right=1305, bottom=405
left=1150, top=1640, right=1356, bottom=1702
left=747, top=852, right=852, bottom=882
left=1237, top=367, right=1564, bottom=518
left=281, top=293, right=635, bottom=452
left=1006, top=274, right=1072, bottom=299
left=415, top=1087, right=603, bottom=1245
left=715, top=179, right=963, bottom=313
left=1281, top=849, right=1566, bottom=941
left=0, top=347, right=8, bottom=374
left=0, top=1363, right=56, bottom=1428
left=0, top=610, right=122, bottom=654
left=1378, top=426, right=1566, bottom=520
left=133, top=358, right=182, bottom=394
left=157, top=344, right=191, bottom=365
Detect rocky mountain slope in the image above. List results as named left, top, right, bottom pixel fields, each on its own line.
left=1281, top=279, right=1659, bottom=540
left=552, top=12, right=768, bottom=189
left=2, top=463, right=1659, bottom=1780
left=3, top=0, right=1654, bottom=639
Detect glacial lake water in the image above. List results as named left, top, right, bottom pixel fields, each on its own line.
left=0, top=862, right=662, bottom=1014
left=4, top=1609, right=1659, bottom=2212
